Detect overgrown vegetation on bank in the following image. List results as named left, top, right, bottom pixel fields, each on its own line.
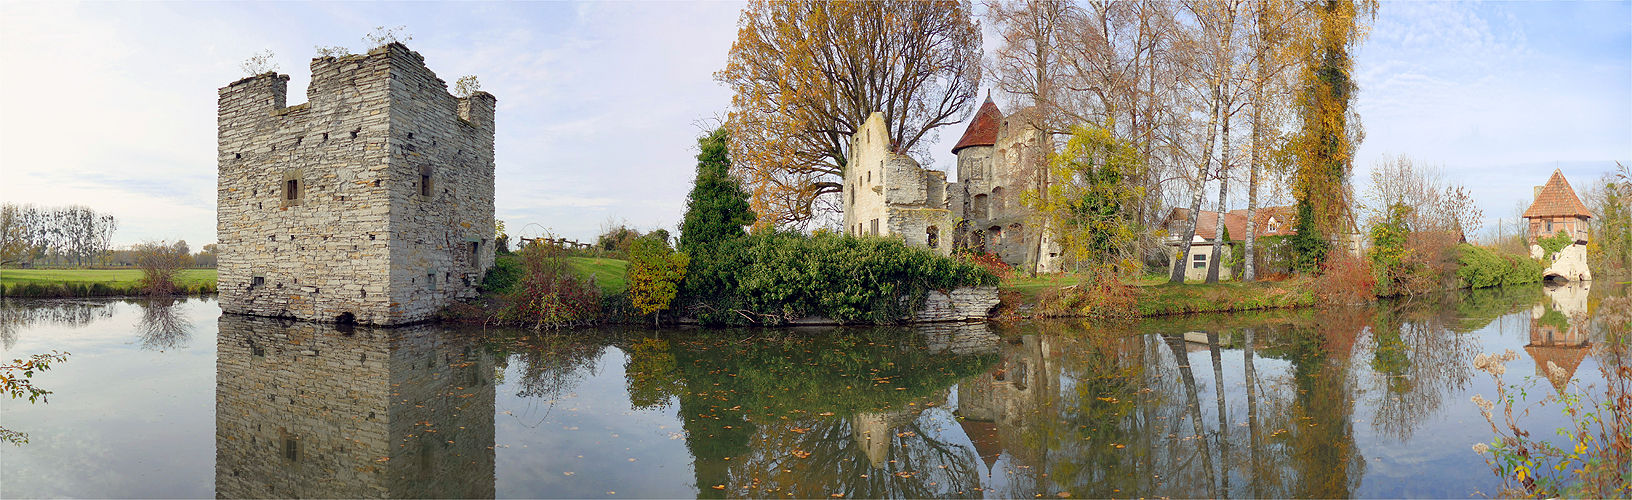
left=680, top=231, right=997, bottom=326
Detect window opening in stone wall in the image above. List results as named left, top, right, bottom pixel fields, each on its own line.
left=469, top=241, right=479, bottom=267
left=284, top=437, right=299, bottom=462
left=281, top=169, right=303, bottom=207
left=251, top=276, right=265, bottom=288
left=992, top=186, right=1005, bottom=211
left=989, top=226, right=1002, bottom=249
left=419, top=166, right=434, bottom=199
left=973, top=194, right=989, bottom=219
left=870, top=218, right=880, bottom=236
left=926, top=226, right=940, bottom=248
left=427, top=273, right=437, bottom=291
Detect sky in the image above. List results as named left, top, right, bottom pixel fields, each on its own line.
left=0, top=1, right=1627, bottom=248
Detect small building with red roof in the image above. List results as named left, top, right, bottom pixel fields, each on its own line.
left=1523, top=170, right=1594, bottom=281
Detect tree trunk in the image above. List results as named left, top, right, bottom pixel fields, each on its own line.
left=1169, top=81, right=1222, bottom=284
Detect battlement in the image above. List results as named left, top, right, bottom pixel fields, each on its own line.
left=217, top=42, right=497, bottom=326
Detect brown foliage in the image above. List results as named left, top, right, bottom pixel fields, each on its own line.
left=719, top=0, right=982, bottom=228
left=1038, top=273, right=1137, bottom=319
left=1311, top=251, right=1373, bottom=305
left=133, top=240, right=190, bottom=296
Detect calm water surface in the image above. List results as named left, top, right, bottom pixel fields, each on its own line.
left=1, top=283, right=1624, bottom=498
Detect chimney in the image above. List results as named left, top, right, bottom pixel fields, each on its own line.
left=1533, top=186, right=1542, bottom=201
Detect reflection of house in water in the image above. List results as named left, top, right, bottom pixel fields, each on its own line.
left=215, top=315, right=495, bottom=498
left=1526, top=281, right=1592, bottom=395
left=955, top=335, right=1055, bottom=472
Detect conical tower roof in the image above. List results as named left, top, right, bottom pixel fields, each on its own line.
left=952, top=98, right=1003, bottom=154
left=1523, top=169, right=1595, bottom=219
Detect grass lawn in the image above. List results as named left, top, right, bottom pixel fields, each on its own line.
left=998, top=272, right=1315, bottom=317
left=1, top=268, right=217, bottom=287
left=565, top=257, right=628, bottom=294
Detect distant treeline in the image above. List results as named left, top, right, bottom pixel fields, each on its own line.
left=1, top=203, right=118, bottom=267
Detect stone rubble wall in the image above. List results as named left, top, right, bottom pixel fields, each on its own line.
left=218, top=42, right=494, bottom=326
left=1532, top=243, right=1593, bottom=282
left=215, top=315, right=495, bottom=499
left=912, top=286, right=999, bottom=323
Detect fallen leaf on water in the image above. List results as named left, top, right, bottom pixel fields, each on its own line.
left=818, top=412, right=834, bottom=416
left=712, top=485, right=726, bottom=490
left=790, top=428, right=809, bottom=434
left=563, top=472, right=575, bottom=476
left=791, top=449, right=812, bottom=459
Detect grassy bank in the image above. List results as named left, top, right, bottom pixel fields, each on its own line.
left=1, top=268, right=218, bottom=297
left=565, top=257, right=628, bottom=294
left=998, top=275, right=1317, bottom=318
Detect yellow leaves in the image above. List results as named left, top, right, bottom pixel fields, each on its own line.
left=791, top=449, right=812, bottom=459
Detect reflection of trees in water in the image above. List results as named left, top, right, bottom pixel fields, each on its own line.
left=636, top=326, right=998, bottom=499
left=504, top=334, right=606, bottom=400
left=1361, top=297, right=1480, bottom=442
left=968, top=309, right=1373, bottom=499
left=0, top=299, right=118, bottom=349
left=136, top=298, right=193, bottom=351
left=698, top=406, right=983, bottom=498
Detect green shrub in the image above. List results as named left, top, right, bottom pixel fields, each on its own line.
left=1456, top=244, right=1542, bottom=289
left=680, top=231, right=998, bottom=326
left=496, top=242, right=602, bottom=329
left=1537, top=230, right=1573, bottom=260
left=482, top=254, right=524, bottom=294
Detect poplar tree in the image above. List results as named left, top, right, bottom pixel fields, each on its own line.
left=679, top=127, right=756, bottom=254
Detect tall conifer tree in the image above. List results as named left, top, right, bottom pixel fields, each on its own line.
left=679, top=127, right=756, bottom=254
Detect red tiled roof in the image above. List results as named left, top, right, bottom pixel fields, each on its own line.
left=1165, top=208, right=1250, bottom=241
left=1523, top=170, right=1594, bottom=219
left=952, top=98, right=1003, bottom=154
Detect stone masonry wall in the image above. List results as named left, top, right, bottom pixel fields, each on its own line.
left=842, top=112, right=954, bottom=256
left=912, top=286, right=999, bottom=323
left=215, top=315, right=495, bottom=499
left=218, top=42, right=494, bottom=326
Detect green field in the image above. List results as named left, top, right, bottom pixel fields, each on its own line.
left=1, top=268, right=218, bottom=287
left=565, top=257, right=629, bottom=294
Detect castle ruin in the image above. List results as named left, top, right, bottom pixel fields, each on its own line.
left=842, top=112, right=955, bottom=255
left=217, top=42, right=495, bottom=326
left=840, top=99, right=1059, bottom=272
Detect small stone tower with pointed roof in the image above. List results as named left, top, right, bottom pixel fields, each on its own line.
left=948, top=98, right=1057, bottom=273
left=1523, top=169, right=1594, bottom=281
left=217, top=42, right=497, bottom=326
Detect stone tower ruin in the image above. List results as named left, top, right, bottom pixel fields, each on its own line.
left=218, top=42, right=496, bottom=326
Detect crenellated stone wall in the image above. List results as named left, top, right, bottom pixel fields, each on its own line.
left=214, top=315, right=495, bottom=499
left=218, top=42, right=496, bottom=326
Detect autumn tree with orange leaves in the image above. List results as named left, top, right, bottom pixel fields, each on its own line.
left=717, top=0, right=982, bottom=229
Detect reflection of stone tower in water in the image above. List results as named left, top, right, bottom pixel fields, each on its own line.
left=1527, top=281, right=1592, bottom=395
left=214, top=316, right=495, bottom=498
left=217, top=42, right=496, bottom=326
left=955, top=334, right=1055, bottom=472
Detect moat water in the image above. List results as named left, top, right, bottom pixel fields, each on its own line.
left=1, top=283, right=1625, bottom=498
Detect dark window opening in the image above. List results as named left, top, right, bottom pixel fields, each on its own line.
left=251, top=276, right=265, bottom=288
left=284, top=438, right=299, bottom=462
left=470, top=241, right=480, bottom=266
left=286, top=179, right=298, bottom=200
left=926, top=226, right=940, bottom=248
